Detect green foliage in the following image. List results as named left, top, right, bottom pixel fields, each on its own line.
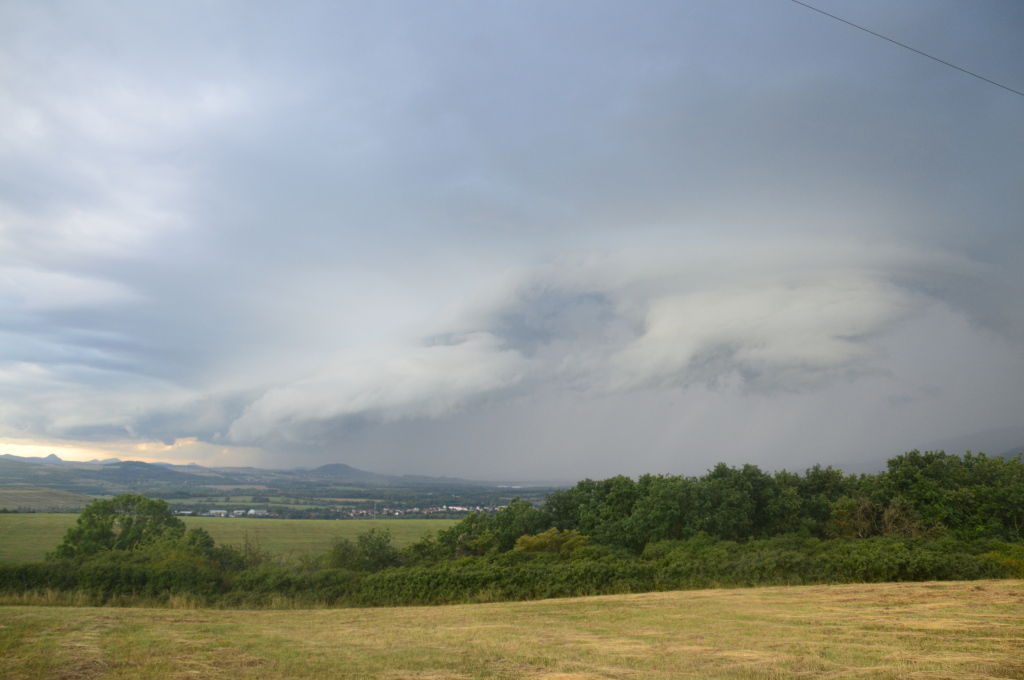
left=4, top=450, right=1024, bottom=608
left=399, top=531, right=448, bottom=566
left=435, top=498, right=552, bottom=556
left=50, top=494, right=186, bottom=559
left=825, top=495, right=930, bottom=539
left=491, top=498, right=553, bottom=551
left=513, top=528, right=589, bottom=554
left=436, top=510, right=495, bottom=556
left=547, top=476, right=640, bottom=549
left=545, top=452, right=1024, bottom=549
left=882, top=451, right=1024, bottom=540
left=4, top=531, right=1023, bottom=607
left=325, top=527, right=400, bottom=572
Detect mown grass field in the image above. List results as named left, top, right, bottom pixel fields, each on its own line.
left=0, top=514, right=457, bottom=562
left=1, top=580, right=1022, bottom=679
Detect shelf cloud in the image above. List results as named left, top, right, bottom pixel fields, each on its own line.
left=1, top=0, right=1022, bottom=477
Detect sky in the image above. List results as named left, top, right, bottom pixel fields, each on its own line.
left=1, top=0, right=1022, bottom=481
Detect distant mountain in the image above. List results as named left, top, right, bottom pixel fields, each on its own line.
left=0, top=453, right=121, bottom=466
left=0, top=456, right=33, bottom=471
left=1, top=453, right=65, bottom=465
left=87, top=461, right=208, bottom=484
left=306, top=462, right=513, bottom=487
left=310, top=463, right=388, bottom=481
left=0, top=451, right=547, bottom=490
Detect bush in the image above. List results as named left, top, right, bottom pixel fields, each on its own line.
left=513, top=528, right=589, bottom=554
left=325, top=528, right=400, bottom=572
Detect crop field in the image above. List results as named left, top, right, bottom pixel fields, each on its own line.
left=0, top=514, right=81, bottom=563
left=0, top=488, right=97, bottom=512
left=0, top=514, right=456, bottom=562
left=1, top=580, right=1022, bottom=679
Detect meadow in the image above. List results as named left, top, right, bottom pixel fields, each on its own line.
left=0, top=514, right=457, bottom=562
left=1, top=580, right=1023, bottom=679
left=0, top=488, right=96, bottom=512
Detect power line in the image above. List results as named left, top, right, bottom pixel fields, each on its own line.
left=789, top=0, right=1024, bottom=99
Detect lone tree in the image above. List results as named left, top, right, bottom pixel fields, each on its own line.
left=52, top=494, right=185, bottom=559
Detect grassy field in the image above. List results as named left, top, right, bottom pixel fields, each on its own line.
left=0, top=580, right=1021, bottom=679
left=0, top=514, right=456, bottom=562
left=0, top=488, right=97, bottom=512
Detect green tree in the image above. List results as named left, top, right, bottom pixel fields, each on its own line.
left=491, top=498, right=552, bottom=551
left=546, top=476, right=640, bottom=549
left=325, top=527, right=400, bottom=571
left=436, top=510, right=496, bottom=556
left=513, top=528, right=589, bottom=554
left=400, top=530, right=448, bottom=566
left=51, top=494, right=186, bottom=559
left=626, top=474, right=696, bottom=546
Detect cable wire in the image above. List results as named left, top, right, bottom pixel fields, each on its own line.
left=789, top=0, right=1024, bottom=98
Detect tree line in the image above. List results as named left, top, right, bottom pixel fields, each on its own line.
left=1, top=450, right=1022, bottom=607
left=444, top=449, right=1024, bottom=554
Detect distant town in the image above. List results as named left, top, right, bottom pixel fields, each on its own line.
left=174, top=505, right=505, bottom=519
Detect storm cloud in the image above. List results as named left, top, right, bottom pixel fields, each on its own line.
left=1, top=0, right=1022, bottom=478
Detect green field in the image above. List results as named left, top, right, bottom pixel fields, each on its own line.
left=0, top=514, right=456, bottom=562
left=2, top=580, right=1023, bottom=679
left=0, top=488, right=98, bottom=512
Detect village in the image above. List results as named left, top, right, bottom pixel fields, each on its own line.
left=174, top=504, right=503, bottom=519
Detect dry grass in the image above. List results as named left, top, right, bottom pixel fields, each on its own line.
left=2, top=580, right=1023, bottom=679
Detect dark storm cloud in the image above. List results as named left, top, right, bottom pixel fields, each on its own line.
left=1, top=1, right=1021, bottom=475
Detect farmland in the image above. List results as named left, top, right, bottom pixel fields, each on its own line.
left=2, top=580, right=1023, bottom=679
left=0, top=514, right=457, bottom=563
left=0, top=488, right=97, bottom=512
left=0, top=456, right=551, bottom=515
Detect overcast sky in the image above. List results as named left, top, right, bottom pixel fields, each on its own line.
left=2, top=0, right=1022, bottom=480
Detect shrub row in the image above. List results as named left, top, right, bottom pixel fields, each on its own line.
left=3, top=536, right=1021, bottom=607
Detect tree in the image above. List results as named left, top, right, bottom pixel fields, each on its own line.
left=51, top=494, right=185, bottom=559
left=437, top=510, right=497, bottom=556
left=513, top=528, right=589, bottom=554
left=491, top=498, right=552, bottom=551
left=325, top=527, right=400, bottom=571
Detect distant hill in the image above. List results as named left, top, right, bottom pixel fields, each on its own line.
left=308, top=463, right=497, bottom=487
left=0, top=453, right=531, bottom=495
left=86, top=461, right=208, bottom=484
left=1, top=453, right=67, bottom=465
left=310, top=463, right=388, bottom=481
left=0, top=453, right=120, bottom=466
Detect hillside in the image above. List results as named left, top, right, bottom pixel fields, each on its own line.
left=0, top=455, right=553, bottom=516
